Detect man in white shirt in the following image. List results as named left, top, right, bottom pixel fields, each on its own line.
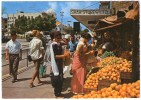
left=5, top=31, right=22, bottom=83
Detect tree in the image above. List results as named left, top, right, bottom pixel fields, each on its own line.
left=13, top=14, right=56, bottom=34
left=63, top=25, right=73, bottom=34
left=83, top=28, right=89, bottom=33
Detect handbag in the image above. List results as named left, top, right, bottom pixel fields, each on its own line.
left=27, top=55, right=32, bottom=62
left=39, top=63, right=47, bottom=78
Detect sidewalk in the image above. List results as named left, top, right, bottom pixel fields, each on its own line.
left=2, top=65, right=73, bottom=98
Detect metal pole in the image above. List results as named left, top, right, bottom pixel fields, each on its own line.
left=27, top=49, right=28, bottom=67
left=60, top=11, right=64, bottom=33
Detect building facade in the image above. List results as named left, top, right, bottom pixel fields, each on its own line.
left=2, top=18, right=7, bottom=33
left=7, top=9, right=65, bottom=34
left=7, top=11, right=42, bottom=32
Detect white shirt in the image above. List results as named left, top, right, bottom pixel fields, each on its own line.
left=5, top=39, right=22, bottom=54
left=29, top=37, right=44, bottom=60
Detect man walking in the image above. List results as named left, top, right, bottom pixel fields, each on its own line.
left=5, top=30, right=22, bottom=83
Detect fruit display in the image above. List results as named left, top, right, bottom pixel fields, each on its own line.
left=84, top=57, right=132, bottom=92
left=97, top=56, right=132, bottom=72
left=72, top=80, right=140, bottom=98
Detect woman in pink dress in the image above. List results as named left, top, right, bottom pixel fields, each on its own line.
left=71, top=33, right=94, bottom=94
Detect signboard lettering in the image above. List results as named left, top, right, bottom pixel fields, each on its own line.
left=70, top=9, right=111, bottom=15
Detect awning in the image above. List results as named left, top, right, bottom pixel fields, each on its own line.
left=94, top=2, right=139, bottom=32
left=125, top=1, right=139, bottom=20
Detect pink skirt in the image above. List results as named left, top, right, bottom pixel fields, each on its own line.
left=71, top=52, right=87, bottom=94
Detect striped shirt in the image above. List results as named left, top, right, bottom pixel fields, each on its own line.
left=5, top=39, right=22, bottom=54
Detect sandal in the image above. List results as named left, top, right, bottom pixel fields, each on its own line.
left=37, top=81, right=43, bottom=84
left=30, top=83, right=35, bottom=88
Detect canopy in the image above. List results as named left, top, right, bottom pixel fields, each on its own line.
left=94, top=2, right=139, bottom=32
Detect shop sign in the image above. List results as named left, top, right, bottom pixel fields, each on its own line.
left=70, top=9, right=111, bottom=15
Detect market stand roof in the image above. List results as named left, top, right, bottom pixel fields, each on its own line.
left=70, top=9, right=112, bottom=31
left=94, top=2, right=139, bottom=32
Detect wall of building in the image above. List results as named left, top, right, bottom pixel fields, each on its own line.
left=7, top=12, right=42, bottom=32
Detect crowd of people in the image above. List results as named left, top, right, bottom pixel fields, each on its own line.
left=5, top=29, right=116, bottom=98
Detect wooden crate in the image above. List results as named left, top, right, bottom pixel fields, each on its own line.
left=120, top=72, right=132, bottom=79
left=97, top=85, right=109, bottom=90
left=86, top=67, right=102, bottom=78
left=120, top=72, right=133, bottom=84
left=98, top=79, right=118, bottom=86
left=84, top=87, right=97, bottom=93
left=98, top=79, right=119, bottom=90
left=121, top=79, right=133, bottom=84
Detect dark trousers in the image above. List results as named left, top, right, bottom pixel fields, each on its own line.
left=9, top=54, right=19, bottom=80
left=50, top=72, right=63, bottom=97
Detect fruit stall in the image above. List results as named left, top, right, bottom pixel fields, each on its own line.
left=72, top=56, right=140, bottom=98
left=71, top=2, right=140, bottom=98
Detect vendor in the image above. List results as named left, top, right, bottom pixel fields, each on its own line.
left=99, top=31, right=116, bottom=54
left=104, top=31, right=115, bottom=51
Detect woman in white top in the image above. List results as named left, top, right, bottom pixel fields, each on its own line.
left=29, top=30, right=44, bottom=88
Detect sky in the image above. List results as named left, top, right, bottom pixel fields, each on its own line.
left=1, top=0, right=100, bottom=30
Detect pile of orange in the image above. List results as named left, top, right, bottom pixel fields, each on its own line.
left=84, top=57, right=132, bottom=91
left=72, top=80, right=140, bottom=98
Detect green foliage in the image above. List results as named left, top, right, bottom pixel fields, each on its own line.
left=13, top=14, right=56, bottom=34
left=83, top=28, right=89, bottom=33
left=101, top=51, right=115, bottom=59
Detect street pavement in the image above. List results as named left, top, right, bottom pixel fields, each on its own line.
left=2, top=38, right=73, bottom=98
left=2, top=64, right=73, bottom=99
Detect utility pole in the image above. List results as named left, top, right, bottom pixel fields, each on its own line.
left=60, top=11, right=64, bottom=24
left=60, top=11, right=64, bottom=33
left=67, top=20, right=71, bottom=34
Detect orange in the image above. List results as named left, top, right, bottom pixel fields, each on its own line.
left=129, top=92, right=136, bottom=97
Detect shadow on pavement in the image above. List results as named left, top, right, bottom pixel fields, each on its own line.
left=39, top=74, right=50, bottom=78
left=62, top=77, right=74, bottom=98
left=17, top=78, right=31, bottom=82
left=64, top=92, right=74, bottom=98
left=36, top=80, right=52, bottom=87
left=62, top=77, right=72, bottom=92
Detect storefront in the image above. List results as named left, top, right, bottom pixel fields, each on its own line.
left=70, top=2, right=113, bottom=31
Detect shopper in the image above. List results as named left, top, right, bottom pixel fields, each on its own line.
left=67, top=33, right=78, bottom=75
left=29, top=30, right=44, bottom=88
left=5, top=30, right=22, bottom=83
left=50, top=31, right=70, bottom=98
left=43, top=32, right=54, bottom=74
left=71, top=33, right=94, bottom=94
left=68, top=33, right=78, bottom=53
